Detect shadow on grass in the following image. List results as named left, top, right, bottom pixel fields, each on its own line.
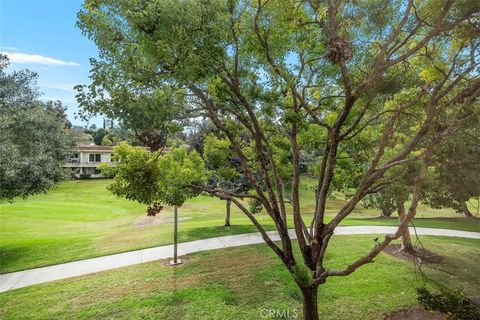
left=179, top=224, right=278, bottom=242
left=340, top=216, right=480, bottom=232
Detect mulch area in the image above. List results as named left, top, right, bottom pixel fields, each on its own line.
left=384, top=307, right=446, bottom=320
left=160, top=255, right=192, bottom=266
left=382, top=244, right=444, bottom=264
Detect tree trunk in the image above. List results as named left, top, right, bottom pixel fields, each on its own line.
left=301, top=286, right=319, bottom=320
left=380, top=207, right=394, bottom=218
left=461, top=202, right=474, bottom=218
left=173, top=205, right=178, bottom=263
left=397, top=202, right=415, bottom=253
left=224, top=199, right=231, bottom=226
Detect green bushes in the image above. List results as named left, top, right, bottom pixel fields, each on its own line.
left=417, top=287, right=480, bottom=320
left=97, top=162, right=117, bottom=178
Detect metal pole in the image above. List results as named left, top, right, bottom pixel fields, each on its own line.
left=173, top=205, right=178, bottom=263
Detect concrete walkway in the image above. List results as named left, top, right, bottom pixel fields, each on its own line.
left=1, top=226, right=479, bottom=293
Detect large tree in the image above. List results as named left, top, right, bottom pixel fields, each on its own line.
left=423, top=118, right=480, bottom=217
left=0, top=54, right=73, bottom=201
left=75, top=57, right=195, bottom=151
left=78, top=1, right=480, bottom=319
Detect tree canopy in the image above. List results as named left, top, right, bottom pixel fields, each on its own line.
left=108, top=143, right=206, bottom=213
left=0, top=54, right=74, bottom=201
left=78, top=1, right=480, bottom=318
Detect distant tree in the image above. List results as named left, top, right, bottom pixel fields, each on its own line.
left=70, top=126, right=93, bottom=144
left=423, top=121, right=480, bottom=217
left=203, top=134, right=251, bottom=226
left=46, top=100, right=72, bottom=129
left=101, top=134, right=113, bottom=146
left=89, top=128, right=108, bottom=145
left=187, top=119, right=219, bottom=155
left=362, top=165, right=419, bottom=253
left=0, top=54, right=73, bottom=201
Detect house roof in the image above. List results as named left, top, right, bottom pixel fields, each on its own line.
left=74, top=144, right=115, bottom=153
left=74, top=144, right=152, bottom=152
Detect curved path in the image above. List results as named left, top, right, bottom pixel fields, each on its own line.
left=1, top=226, right=479, bottom=293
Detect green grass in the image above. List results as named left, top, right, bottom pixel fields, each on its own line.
left=1, top=178, right=478, bottom=273
left=0, top=236, right=478, bottom=320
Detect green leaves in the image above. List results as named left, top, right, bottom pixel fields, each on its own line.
left=0, top=55, right=74, bottom=201
left=109, top=143, right=206, bottom=208
left=203, top=134, right=232, bottom=170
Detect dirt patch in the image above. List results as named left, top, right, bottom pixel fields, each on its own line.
left=471, top=295, right=480, bottom=307
left=384, top=307, right=446, bottom=320
left=135, top=215, right=192, bottom=227
left=160, top=255, right=193, bottom=266
left=383, top=244, right=444, bottom=264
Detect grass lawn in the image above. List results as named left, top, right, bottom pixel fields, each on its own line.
left=1, top=178, right=479, bottom=273
left=0, top=235, right=478, bottom=320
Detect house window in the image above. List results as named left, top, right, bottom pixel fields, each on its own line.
left=89, top=154, right=101, bottom=162
left=68, top=153, right=80, bottom=163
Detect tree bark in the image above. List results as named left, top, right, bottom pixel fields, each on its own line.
left=301, top=286, right=319, bottom=320
left=397, top=202, right=415, bottom=253
left=461, top=202, right=474, bottom=218
left=225, top=199, right=231, bottom=226
left=380, top=207, right=394, bottom=218
left=173, top=205, right=178, bottom=263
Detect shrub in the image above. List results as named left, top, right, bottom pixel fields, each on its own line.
left=97, top=162, right=117, bottom=178
left=417, top=287, right=480, bottom=320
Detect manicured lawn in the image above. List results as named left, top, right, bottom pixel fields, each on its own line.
left=1, top=179, right=478, bottom=273
left=0, top=236, right=478, bottom=320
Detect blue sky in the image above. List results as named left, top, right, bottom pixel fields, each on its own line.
left=0, top=0, right=103, bottom=126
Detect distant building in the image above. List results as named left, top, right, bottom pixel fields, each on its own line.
left=64, top=144, right=154, bottom=178
left=64, top=145, right=116, bottom=178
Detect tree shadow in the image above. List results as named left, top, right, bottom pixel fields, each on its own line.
left=179, top=224, right=275, bottom=242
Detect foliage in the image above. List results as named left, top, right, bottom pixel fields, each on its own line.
left=97, top=162, right=117, bottom=178
left=45, top=100, right=72, bottom=129
left=0, top=54, right=74, bottom=201
left=108, top=142, right=207, bottom=208
left=70, top=126, right=93, bottom=144
left=186, top=120, right=219, bottom=155
left=248, top=198, right=263, bottom=215
left=362, top=164, right=419, bottom=214
left=77, top=1, right=480, bottom=318
left=417, top=287, right=480, bottom=320
left=422, top=121, right=480, bottom=216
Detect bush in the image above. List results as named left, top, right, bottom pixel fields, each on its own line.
left=97, top=162, right=117, bottom=178
left=417, top=287, right=480, bottom=320
left=79, top=173, right=92, bottom=179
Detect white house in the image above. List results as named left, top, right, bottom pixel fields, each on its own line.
left=64, top=144, right=116, bottom=178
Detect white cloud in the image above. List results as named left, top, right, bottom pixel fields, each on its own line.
left=42, top=83, right=77, bottom=93
left=1, top=51, right=80, bottom=67
left=0, top=46, right=20, bottom=51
